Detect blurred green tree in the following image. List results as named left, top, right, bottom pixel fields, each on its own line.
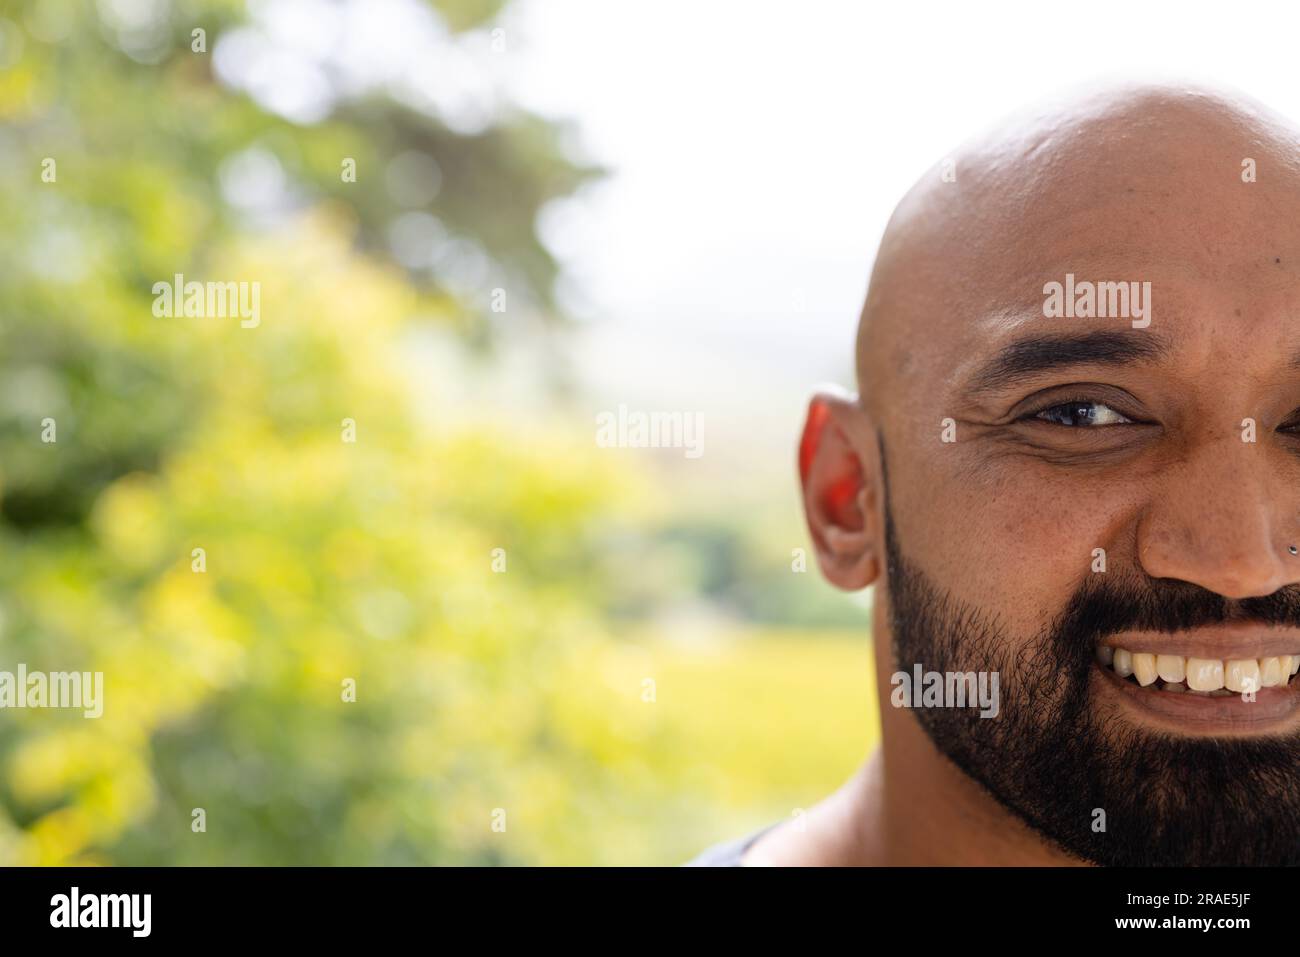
left=0, top=0, right=660, bottom=865
left=0, top=0, right=872, bottom=867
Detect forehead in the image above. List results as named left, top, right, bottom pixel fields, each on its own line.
left=956, top=253, right=1300, bottom=391
left=909, top=182, right=1300, bottom=397
left=862, top=88, right=1300, bottom=411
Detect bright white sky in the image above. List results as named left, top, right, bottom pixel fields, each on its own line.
left=209, top=0, right=1300, bottom=484
left=502, top=0, right=1300, bottom=433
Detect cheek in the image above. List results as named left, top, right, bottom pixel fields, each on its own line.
left=894, top=461, right=1136, bottom=638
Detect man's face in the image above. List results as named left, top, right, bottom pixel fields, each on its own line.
left=883, top=470, right=1300, bottom=866
left=811, top=91, right=1300, bottom=864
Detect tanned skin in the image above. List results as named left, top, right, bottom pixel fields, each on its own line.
left=750, top=82, right=1300, bottom=866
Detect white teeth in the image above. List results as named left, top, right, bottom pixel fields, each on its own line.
left=1132, top=653, right=1158, bottom=687
left=1103, top=647, right=1299, bottom=693
left=1156, top=654, right=1185, bottom=683
left=1224, top=658, right=1259, bottom=693
left=1186, top=658, right=1225, bottom=692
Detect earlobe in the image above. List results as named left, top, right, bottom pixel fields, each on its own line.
left=798, top=391, right=881, bottom=590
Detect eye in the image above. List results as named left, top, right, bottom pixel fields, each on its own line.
left=1031, top=400, right=1133, bottom=427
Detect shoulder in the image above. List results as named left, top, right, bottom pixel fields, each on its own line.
left=683, top=823, right=779, bottom=866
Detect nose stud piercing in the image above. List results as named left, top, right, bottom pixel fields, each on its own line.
left=1291, top=546, right=1298, bottom=556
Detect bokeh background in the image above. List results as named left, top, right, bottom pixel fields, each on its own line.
left=2, top=0, right=1297, bottom=865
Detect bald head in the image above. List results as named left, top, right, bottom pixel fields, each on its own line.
left=796, top=81, right=1300, bottom=868
left=856, top=82, right=1300, bottom=417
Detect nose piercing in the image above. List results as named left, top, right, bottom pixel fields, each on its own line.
left=1291, top=545, right=1298, bottom=556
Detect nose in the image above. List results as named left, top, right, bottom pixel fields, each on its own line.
left=1136, top=435, right=1300, bottom=599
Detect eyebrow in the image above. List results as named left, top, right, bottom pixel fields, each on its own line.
left=965, top=330, right=1171, bottom=396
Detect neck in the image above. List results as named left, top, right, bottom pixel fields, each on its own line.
left=744, top=625, right=1091, bottom=866
left=860, top=713, right=1088, bottom=866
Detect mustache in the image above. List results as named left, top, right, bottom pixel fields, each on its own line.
left=1060, top=573, right=1300, bottom=645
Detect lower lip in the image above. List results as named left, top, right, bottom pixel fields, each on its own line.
left=1093, top=662, right=1300, bottom=732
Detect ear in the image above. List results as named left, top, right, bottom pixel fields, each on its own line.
left=797, top=388, right=881, bottom=590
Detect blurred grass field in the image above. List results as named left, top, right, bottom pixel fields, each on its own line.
left=562, top=626, right=880, bottom=864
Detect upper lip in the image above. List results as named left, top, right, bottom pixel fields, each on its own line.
left=1100, top=623, right=1300, bottom=659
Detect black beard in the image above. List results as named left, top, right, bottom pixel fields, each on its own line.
left=880, top=457, right=1300, bottom=866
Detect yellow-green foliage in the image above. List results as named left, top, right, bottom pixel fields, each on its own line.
left=1, top=221, right=638, bottom=864
left=0, top=0, right=877, bottom=866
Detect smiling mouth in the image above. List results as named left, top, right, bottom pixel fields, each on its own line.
left=1096, top=646, right=1300, bottom=695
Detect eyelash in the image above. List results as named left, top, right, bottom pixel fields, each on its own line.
left=1020, top=399, right=1300, bottom=433
left=1022, top=399, right=1134, bottom=428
